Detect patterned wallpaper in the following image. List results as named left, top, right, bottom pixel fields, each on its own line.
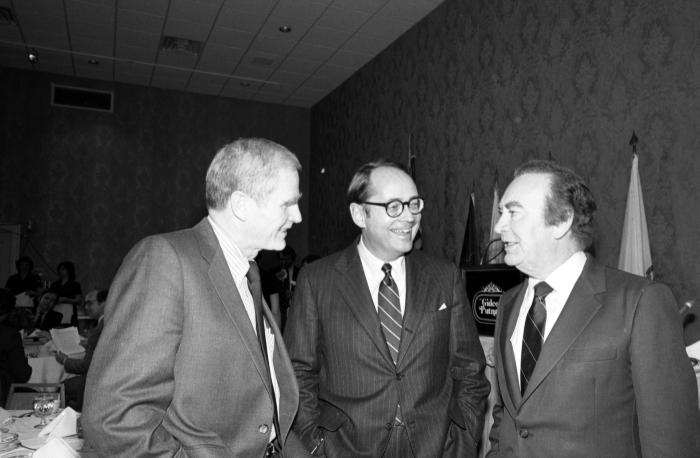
left=0, top=67, right=310, bottom=292
left=310, top=0, right=700, bottom=341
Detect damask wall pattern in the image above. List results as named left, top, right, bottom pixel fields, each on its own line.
left=0, top=67, right=310, bottom=291
left=310, top=0, right=700, bottom=332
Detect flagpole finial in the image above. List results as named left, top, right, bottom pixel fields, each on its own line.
left=629, top=131, right=638, bottom=154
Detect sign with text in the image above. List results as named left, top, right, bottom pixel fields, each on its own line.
left=463, top=265, right=524, bottom=336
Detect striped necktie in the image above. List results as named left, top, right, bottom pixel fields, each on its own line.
left=378, top=263, right=402, bottom=364
left=520, top=281, right=552, bottom=394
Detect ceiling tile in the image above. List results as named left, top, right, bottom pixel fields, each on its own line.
left=276, top=57, right=320, bottom=74
left=288, top=42, right=335, bottom=63
left=249, top=34, right=297, bottom=56
left=256, top=81, right=296, bottom=97
left=234, top=63, right=274, bottom=81
left=269, top=70, right=308, bottom=87
left=208, top=26, right=254, bottom=47
left=335, top=0, right=386, bottom=14
left=302, top=26, right=352, bottom=48
left=378, top=0, right=443, bottom=23
left=156, top=51, right=199, bottom=69
left=75, top=65, right=114, bottom=82
left=69, top=23, right=113, bottom=43
left=220, top=78, right=261, bottom=98
left=169, top=0, right=223, bottom=24
left=0, top=25, right=22, bottom=42
left=117, top=9, right=165, bottom=32
left=219, top=0, right=277, bottom=16
left=197, top=43, right=244, bottom=74
left=215, top=9, right=267, bottom=34
left=118, top=0, right=169, bottom=16
left=151, top=66, right=191, bottom=91
left=187, top=72, right=227, bottom=95
left=315, top=6, right=371, bottom=32
left=71, top=35, right=113, bottom=56
left=116, top=43, right=159, bottom=62
left=271, top=0, right=328, bottom=24
left=65, top=0, right=114, bottom=26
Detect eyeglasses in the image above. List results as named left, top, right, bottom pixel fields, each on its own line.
left=363, top=197, right=424, bottom=218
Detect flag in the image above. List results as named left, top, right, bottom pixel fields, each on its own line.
left=459, top=193, right=479, bottom=267
left=486, top=185, right=505, bottom=264
left=618, top=154, right=653, bottom=278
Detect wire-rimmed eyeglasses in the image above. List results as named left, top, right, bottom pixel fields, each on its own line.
left=363, top=197, right=424, bottom=218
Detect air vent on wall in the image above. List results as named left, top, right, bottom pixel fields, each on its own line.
left=160, top=36, right=202, bottom=56
left=51, top=84, right=113, bottom=112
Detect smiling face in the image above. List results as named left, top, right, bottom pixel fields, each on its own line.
left=495, top=172, right=559, bottom=278
left=350, top=166, right=421, bottom=262
left=246, top=167, right=302, bottom=253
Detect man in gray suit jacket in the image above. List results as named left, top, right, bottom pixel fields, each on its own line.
left=488, top=160, right=700, bottom=457
left=285, top=160, right=489, bottom=457
left=83, top=138, right=307, bottom=457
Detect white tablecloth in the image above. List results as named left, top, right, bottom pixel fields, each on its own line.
left=28, top=357, right=67, bottom=384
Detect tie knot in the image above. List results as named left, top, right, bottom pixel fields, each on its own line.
left=533, top=281, right=553, bottom=299
left=381, top=263, right=392, bottom=275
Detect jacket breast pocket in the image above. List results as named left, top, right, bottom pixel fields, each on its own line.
left=564, top=346, right=618, bottom=362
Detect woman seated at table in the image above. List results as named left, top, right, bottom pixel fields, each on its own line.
left=49, top=261, right=82, bottom=326
left=0, top=288, right=32, bottom=407
left=33, top=290, right=62, bottom=333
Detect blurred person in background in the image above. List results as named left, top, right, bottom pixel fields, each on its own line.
left=0, top=288, right=32, bottom=407
left=55, top=289, right=107, bottom=411
left=5, top=256, right=41, bottom=297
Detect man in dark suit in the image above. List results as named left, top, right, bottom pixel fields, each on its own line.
left=33, top=290, right=62, bottom=331
left=55, top=289, right=107, bottom=411
left=285, top=160, right=489, bottom=457
left=488, top=160, right=700, bottom=457
left=83, top=138, right=307, bottom=457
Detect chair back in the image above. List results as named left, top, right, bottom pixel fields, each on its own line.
left=6, top=383, right=65, bottom=410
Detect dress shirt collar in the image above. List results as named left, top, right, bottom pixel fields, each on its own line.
left=357, top=236, right=406, bottom=313
left=207, top=216, right=251, bottom=284
left=528, top=250, right=587, bottom=299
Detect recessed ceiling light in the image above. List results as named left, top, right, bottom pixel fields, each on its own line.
left=278, top=25, right=291, bottom=33
left=240, top=82, right=251, bottom=87
left=27, top=48, right=38, bottom=64
left=88, top=59, right=99, bottom=65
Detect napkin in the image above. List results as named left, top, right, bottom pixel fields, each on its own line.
left=38, top=407, right=78, bottom=439
left=33, top=437, right=79, bottom=458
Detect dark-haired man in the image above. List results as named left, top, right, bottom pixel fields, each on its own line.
left=286, top=160, right=489, bottom=457
left=488, top=160, right=700, bottom=457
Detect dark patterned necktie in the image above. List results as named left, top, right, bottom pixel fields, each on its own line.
left=246, top=261, right=280, bottom=446
left=520, top=281, right=553, bottom=394
left=378, top=263, right=402, bottom=364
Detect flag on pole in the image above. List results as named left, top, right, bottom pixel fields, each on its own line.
left=486, top=185, right=505, bottom=264
left=618, top=154, right=653, bottom=278
left=459, top=193, right=479, bottom=267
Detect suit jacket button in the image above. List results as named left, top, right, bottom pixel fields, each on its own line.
left=259, top=424, right=269, bottom=434
left=519, top=428, right=529, bottom=438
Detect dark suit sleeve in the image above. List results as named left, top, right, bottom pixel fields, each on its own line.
left=82, top=237, right=193, bottom=457
left=445, top=264, right=490, bottom=450
left=284, top=268, right=324, bottom=454
left=630, top=282, right=700, bottom=456
left=6, top=329, right=33, bottom=383
left=485, top=375, right=503, bottom=457
left=64, top=324, right=101, bottom=375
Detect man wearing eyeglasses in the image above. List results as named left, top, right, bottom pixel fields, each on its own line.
left=285, top=160, right=489, bottom=458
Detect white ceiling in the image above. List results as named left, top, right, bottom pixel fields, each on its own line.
left=0, top=0, right=445, bottom=107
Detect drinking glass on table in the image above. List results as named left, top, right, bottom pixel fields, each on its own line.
left=33, top=394, right=59, bottom=428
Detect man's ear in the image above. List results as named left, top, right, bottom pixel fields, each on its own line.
left=228, top=191, right=250, bottom=221
left=552, top=211, right=574, bottom=240
left=349, top=203, right=367, bottom=229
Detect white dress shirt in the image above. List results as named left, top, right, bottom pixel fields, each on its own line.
left=357, top=237, right=407, bottom=316
left=208, top=216, right=279, bottom=440
left=510, top=251, right=587, bottom=387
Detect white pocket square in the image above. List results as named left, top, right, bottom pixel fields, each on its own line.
left=438, top=303, right=447, bottom=311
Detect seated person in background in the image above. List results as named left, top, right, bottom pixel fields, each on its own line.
left=50, top=261, right=82, bottom=325
left=5, top=256, right=41, bottom=297
left=55, top=289, right=107, bottom=411
left=33, top=290, right=62, bottom=332
left=0, top=288, right=32, bottom=407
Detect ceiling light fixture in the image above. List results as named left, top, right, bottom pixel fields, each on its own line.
left=240, top=82, right=251, bottom=87
left=278, top=25, right=291, bottom=33
left=27, top=48, right=38, bottom=64
left=88, top=59, right=99, bottom=65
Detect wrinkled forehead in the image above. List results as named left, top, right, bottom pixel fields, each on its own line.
left=502, top=173, right=551, bottom=206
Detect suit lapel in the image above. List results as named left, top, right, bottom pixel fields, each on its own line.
left=193, top=220, right=270, bottom=392
left=497, top=283, right=527, bottom=410
left=396, top=253, right=429, bottom=367
left=521, top=257, right=606, bottom=401
left=335, top=244, right=396, bottom=367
